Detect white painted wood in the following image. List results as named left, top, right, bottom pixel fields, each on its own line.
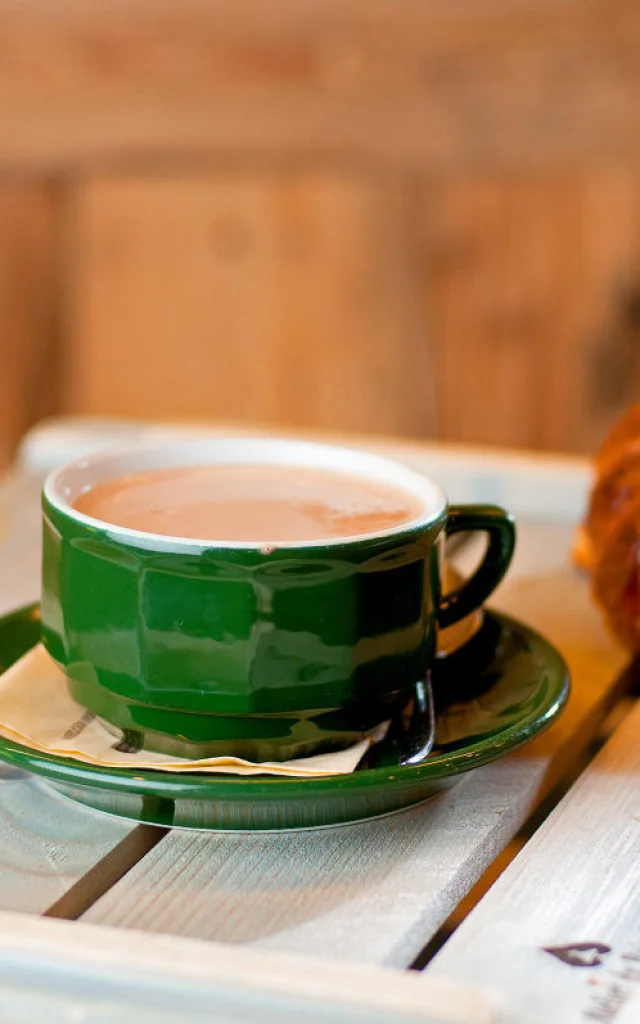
left=84, top=758, right=547, bottom=968
left=0, top=774, right=131, bottom=913
left=426, top=696, right=640, bottom=1024
left=0, top=469, right=42, bottom=615
left=0, top=911, right=499, bottom=1024
left=83, top=519, right=626, bottom=969
left=376, top=441, right=590, bottom=524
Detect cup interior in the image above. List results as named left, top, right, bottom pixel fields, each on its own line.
left=44, top=436, right=447, bottom=551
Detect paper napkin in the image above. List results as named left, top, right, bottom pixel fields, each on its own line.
left=0, top=645, right=388, bottom=778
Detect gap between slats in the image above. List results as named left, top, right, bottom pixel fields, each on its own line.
left=43, top=825, right=169, bottom=921
left=409, top=658, right=640, bottom=972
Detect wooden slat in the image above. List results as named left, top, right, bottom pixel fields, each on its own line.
left=0, top=776, right=133, bottom=915
left=0, top=1, right=640, bottom=172
left=0, top=471, right=46, bottom=616
left=426, top=694, right=640, bottom=1023
left=82, top=518, right=627, bottom=967
left=0, top=912, right=499, bottom=1024
left=0, top=185, right=59, bottom=469
left=83, top=762, right=548, bottom=969
left=422, top=171, right=640, bottom=453
left=66, top=175, right=435, bottom=438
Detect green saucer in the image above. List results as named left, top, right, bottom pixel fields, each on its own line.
left=0, top=605, right=569, bottom=831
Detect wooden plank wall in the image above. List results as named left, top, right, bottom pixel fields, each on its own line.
left=0, top=185, right=59, bottom=467
left=2, top=1, right=640, bottom=463
left=65, top=175, right=436, bottom=439
left=422, top=171, right=640, bottom=453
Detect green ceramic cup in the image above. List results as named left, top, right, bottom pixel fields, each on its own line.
left=41, top=438, right=516, bottom=761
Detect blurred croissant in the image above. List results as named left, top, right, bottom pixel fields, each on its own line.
left=574, top=403, right=640, bottom=649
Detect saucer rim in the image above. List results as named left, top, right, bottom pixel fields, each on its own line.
left=0, top=605, right=570, bottom=802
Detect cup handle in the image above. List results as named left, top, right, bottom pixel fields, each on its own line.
left=437, top=505, right=516, bottom=629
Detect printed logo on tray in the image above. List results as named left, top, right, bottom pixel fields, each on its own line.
left=541, top=939, right=640, bottom=1022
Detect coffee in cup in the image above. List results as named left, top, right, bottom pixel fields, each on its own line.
left=73, top=463, right=427, bottom=543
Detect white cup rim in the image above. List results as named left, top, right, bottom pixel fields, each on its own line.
left=43, top=436, right=448, bottom=553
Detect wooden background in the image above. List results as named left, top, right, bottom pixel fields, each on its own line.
left=3, top=0, right=640, bottom=466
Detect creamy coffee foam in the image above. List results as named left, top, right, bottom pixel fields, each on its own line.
left=74, top=464, right=424, bottom=543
